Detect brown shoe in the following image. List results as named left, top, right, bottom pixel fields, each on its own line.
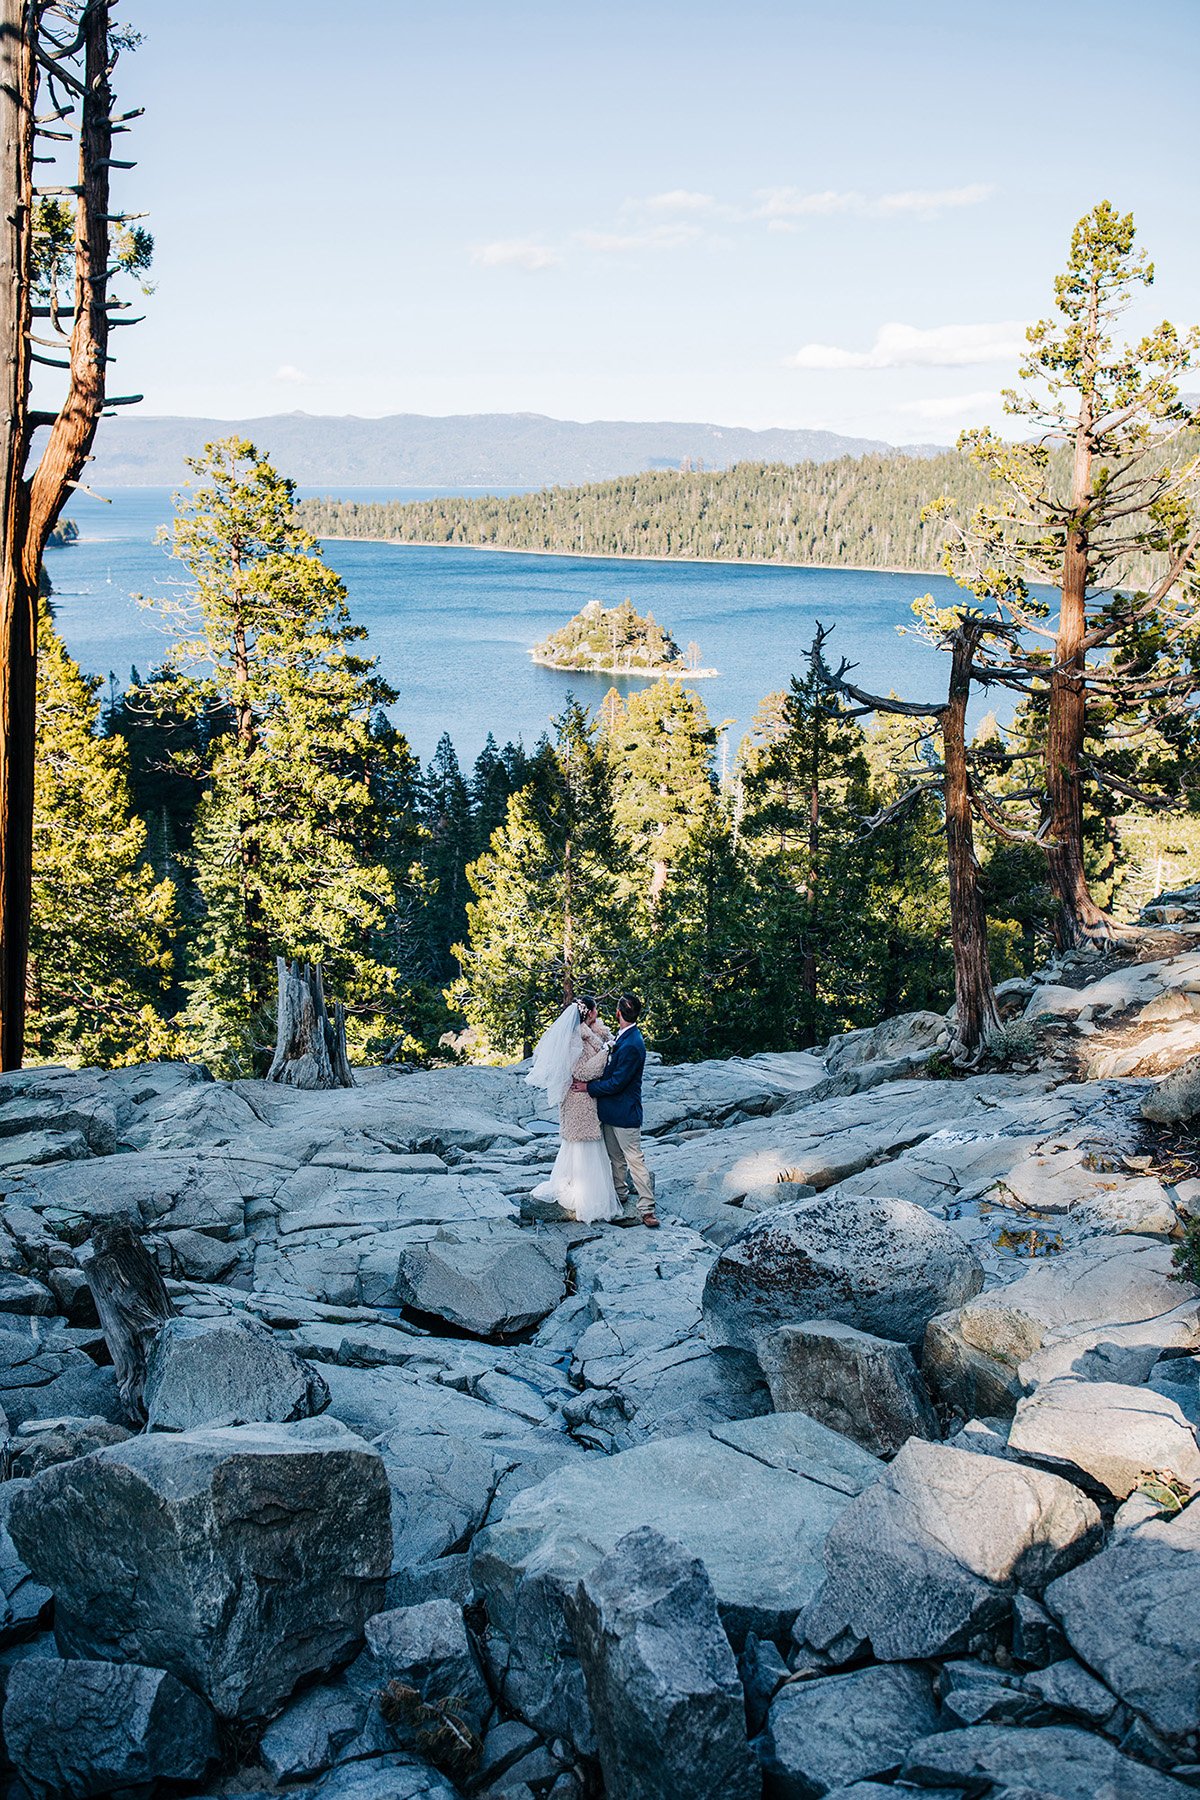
left=641, top=1212, right=661, bottom=1229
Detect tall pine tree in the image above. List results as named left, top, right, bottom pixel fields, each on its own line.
left=147, top=439, right=415, bottom=1075
left=29, top=610, right=176, bottom=1067
left=738, top=664, right=872, bottom=1044
left=417, top=733, right=475, bottom=982
left=450, top=701, right=629, bottom=1055
left=605, top=679, right=718, bottom=903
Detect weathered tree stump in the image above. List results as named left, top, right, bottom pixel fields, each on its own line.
left=267, top=956, right=354, bottom=1089
left=78, top=1222, right=176, bottom=1424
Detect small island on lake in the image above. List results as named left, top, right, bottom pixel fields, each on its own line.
left=531, top=597, right=717, bottom=678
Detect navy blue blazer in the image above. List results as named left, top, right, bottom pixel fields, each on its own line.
left=586, top=1026, right=646, bottom=1128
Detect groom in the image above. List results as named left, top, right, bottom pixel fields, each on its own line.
left=572, top=993, right=659, bottom=1229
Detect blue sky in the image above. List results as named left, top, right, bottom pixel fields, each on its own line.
left=100, top=0, right=1200, bottom=442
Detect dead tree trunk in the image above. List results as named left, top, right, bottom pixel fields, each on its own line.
left=942, top=622, right=1001, bottom=1060
left=0, top=0, right=35, bottom=1074
left=78, top=1220, right=176, bottom=1424
left=267, top=955, right=354, bottom=1089
left=0, top=2, right=138, bottom=1068
left=812, top=618, right=1003, bottom=1065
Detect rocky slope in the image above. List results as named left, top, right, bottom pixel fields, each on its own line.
left=1, top=934, right=1199, bottom=1798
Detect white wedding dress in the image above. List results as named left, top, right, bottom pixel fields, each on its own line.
left=525, top=1005, right=620, bottom=1224
left=533, top=1136, right=620, bottom=1223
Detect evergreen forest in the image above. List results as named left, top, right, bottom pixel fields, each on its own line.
left=30, top=399, right=1199, bottom=1076
left=297, top=437, right=1197, bottom=588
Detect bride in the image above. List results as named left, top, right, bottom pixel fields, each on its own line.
left=525, top=997, right=620, bottom=1223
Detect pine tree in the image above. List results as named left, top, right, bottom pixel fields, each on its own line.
left=639, top=813, right=764, bottom=1061
left=859, top=713, right=954, bottom=1016
left=606, top=678, right=718, bottom=901
left=28, top=609, right=176, bottom=1066
left=739, top=664, right=872, bottom=1043
left=950, top=202, right=1200, bottom=947
left=470, top=734, right=533, bottom=853
left=417, top=733, right=475, bottom=982
left=147, top=439, right=414, bottom=1075
left=450, top=702, right=629, bottom=1056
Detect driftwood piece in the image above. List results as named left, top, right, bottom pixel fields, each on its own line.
left=78, top=1222, right=176, bottom=1424
left=267, top=956, right=354, bottom=1089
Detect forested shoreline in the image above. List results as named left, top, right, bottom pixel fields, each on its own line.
left=296, top=442, right=1195, bottom=586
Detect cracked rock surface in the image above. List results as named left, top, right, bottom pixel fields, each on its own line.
left=0, top=939, right=1199, bottom=1794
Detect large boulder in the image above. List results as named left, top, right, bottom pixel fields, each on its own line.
left=1143, top=1052, right=1200, bottom=1123
left=469, top=1412, right=879, bottom=1749
left=3, top=1656, right=217, bottom=1798
left=394, top=1227, right=566, bottom=1336
left=823, top=1011, right=948, bottom=1073
left=349, top=1599, right=490, bottom=1738
left=702, top=1194, right=982, bottom=1354
left=338, top=1375, right=585, bottom=1578
left=1008, top=1377, right=1200, bottom=1498
left=760, top=1663, right=938, bottom=1798
left=7, top=1416, right=131, bottom=1481
left=0, top=1326, right=121, bottom=1427
left=565, top=1526, right=759, bottom=1800
left=0, top=1482, right=51, bottom=1645
left=900, top=1723, right=1194, bottom=1800
left=757, top=1321, right=938, bottom=1457
left=800, top=1439, right=1101, bottom=1662
left=143, top=1315, right=331, bottom=1431
left=258, top=1680, right=371, bottom=1783
left=8, top=1417, right=391, bottom=1719
left=1044, top=1499, right=1200, bottom=1747
left=922, top=1310, right=1025, bottom=1422
left=946, top=1235, right=1187, bottom=1362
left=292, top=1753, right=466, bottom=1799
left=925, top=1235, right=1193, bottom=1420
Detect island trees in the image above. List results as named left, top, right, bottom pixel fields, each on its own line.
left=951, top=202, right=1200, bottom=949
left=0, top=1, right=150, bottom=1067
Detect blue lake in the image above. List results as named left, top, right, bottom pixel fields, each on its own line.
left=45, top=487, right=987, bottom=767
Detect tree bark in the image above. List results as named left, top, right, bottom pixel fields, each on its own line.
left=802, top=705, right=821, bottom=1023
left=1, top=2, right=119, bottom=1067
left=1045, top=276, right=1113, bottom=950
left=267, top=955, right=354, bottom=1088
left=944, top=623, right=1001, bottom=1060
left=78, top=1220, right=176, bottom=1424
left=0, top=0, right=34, bottom=1073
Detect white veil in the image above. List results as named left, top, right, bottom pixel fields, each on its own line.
left=525, top=1003, right=583, bottom=1109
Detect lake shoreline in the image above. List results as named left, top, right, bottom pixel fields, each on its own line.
left=313, top=533, right=938, bottom=581
left=529, top=650, right=719, bottom=679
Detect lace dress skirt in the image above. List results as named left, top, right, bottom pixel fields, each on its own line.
left=532, top=1036, right=619, bottom=1222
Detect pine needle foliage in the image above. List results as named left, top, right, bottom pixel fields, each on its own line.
left=28, top=608, right=176, bottom=1066
left=145, top=439, right=418, bottom=1075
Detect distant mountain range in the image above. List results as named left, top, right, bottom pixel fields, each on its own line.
left=85, top=411, right=946, bottom=489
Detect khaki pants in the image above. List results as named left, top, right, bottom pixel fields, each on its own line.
left=602, top=1123, right=655, bottom=1217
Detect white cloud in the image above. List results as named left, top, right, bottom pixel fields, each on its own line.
left=641, top=188, right=717, bottom=213
left=575, top=222, right=704, bottom=254
left=755, top=183, right=994, bottom=222
left=895, top=390, right=1001, bottom=420
left=757, top=187, right=861, bottom=219
left=274, top=364, right=312, bottom=385
left=874, top=183, right=994, bottom=214
left=471, top=239, right=560, bottom=270
left=785, top=321, right=1027, bottom=371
